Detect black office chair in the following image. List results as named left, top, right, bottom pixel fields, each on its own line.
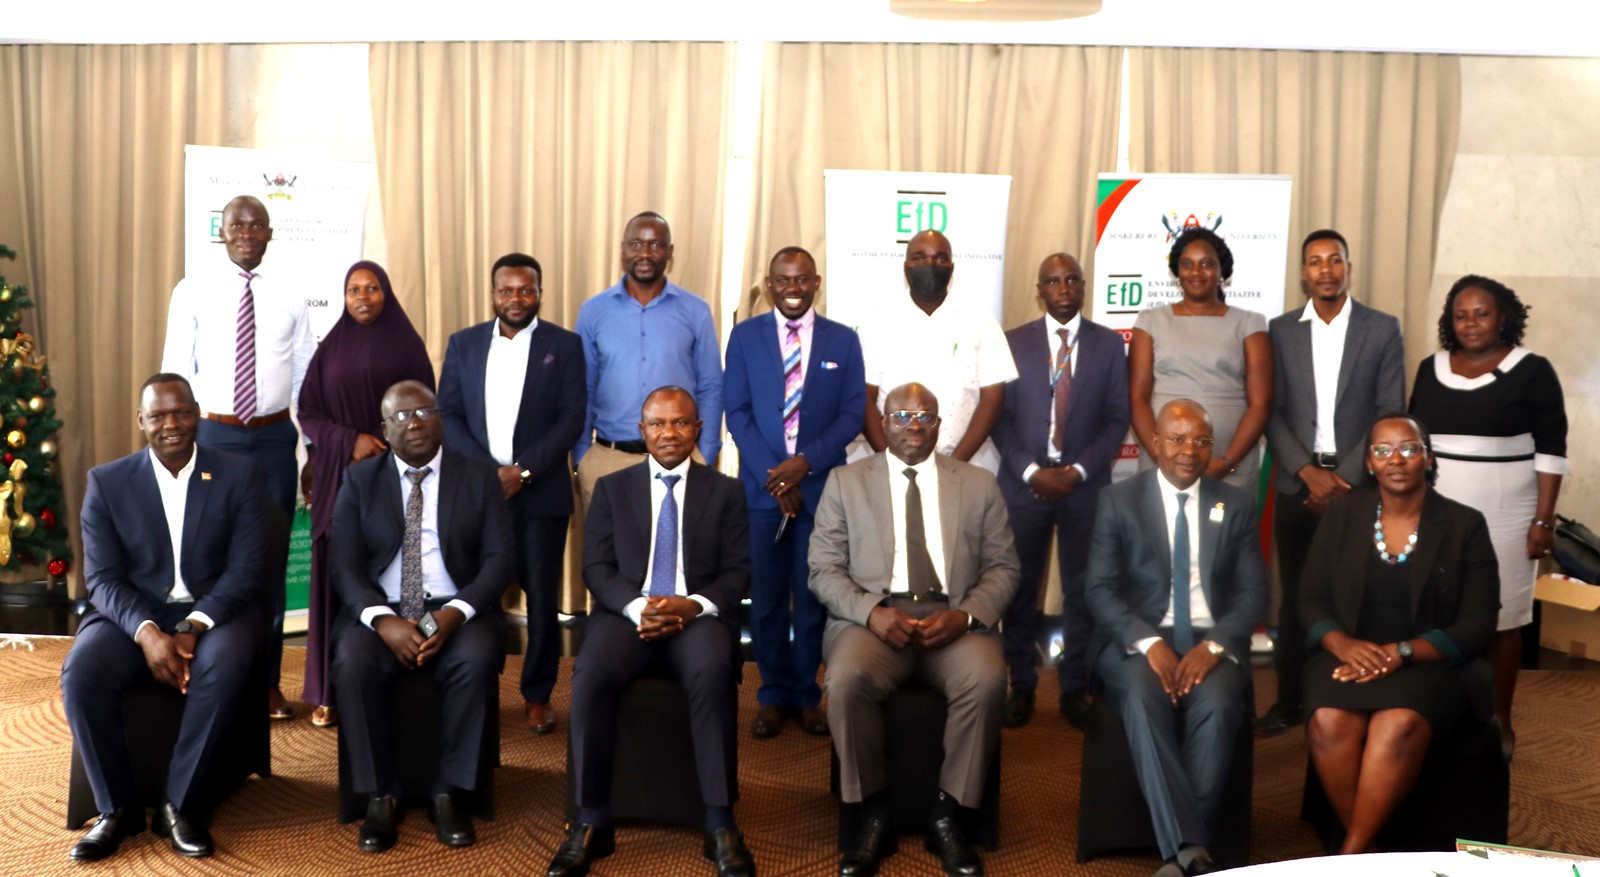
left=563, top=672, right=714, bottom=828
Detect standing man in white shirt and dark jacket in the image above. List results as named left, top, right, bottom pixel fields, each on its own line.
left=161, top=194, right=315, bottom=719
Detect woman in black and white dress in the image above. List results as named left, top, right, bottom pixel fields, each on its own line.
left=1408, top=274, right=1567, bottom=756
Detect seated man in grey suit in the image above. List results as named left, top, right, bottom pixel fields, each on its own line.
left=1085, top=399, right=1267, bottom=877
left=810, top=382, right=1019, bottom=877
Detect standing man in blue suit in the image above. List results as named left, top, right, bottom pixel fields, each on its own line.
left=1086, top=400, right=1267, bottom=877
left=63, top=373, right=269, bottom=862
left=724, top=246, right=866, bottom=739
left=438, top=252, right=586, bottom=735
left=992, top=252, right=1130, bottom=728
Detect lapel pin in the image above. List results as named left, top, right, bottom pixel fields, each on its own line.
left=200, top=472, right=212, bottom=481
left=1209, top=503, right=1224, bottom=523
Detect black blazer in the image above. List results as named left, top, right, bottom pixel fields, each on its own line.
left=330, top=447, right=514, bottom=622
left=437, top=318, right=587, bottom=518
left=80, top=446, right=269, bottom=639
left=583, top=460, right=750, bottom=636
left=1300, top=486, right=1500, bottom=721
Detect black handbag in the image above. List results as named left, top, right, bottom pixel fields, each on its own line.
left=1552, top=514, right=1600, bottom=584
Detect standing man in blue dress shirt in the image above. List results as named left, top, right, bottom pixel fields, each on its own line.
left=724, top=246, right=866, bottom=739
left=161, top=194, right=315, bottom=720
left=574, top=212, right=723, bottom=516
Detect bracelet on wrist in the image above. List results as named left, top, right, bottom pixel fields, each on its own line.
left=1533, top=519, right=1555, bottom=530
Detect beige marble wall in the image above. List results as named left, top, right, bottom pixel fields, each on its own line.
left=1430, top=56, right=1600, bottom=524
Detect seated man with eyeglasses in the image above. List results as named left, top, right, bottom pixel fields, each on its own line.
left=1084, top=399, right=1267, bottom=877
left=329, top=380, right=514, bottom=853
left=809, top=382, right=1020, bottom=877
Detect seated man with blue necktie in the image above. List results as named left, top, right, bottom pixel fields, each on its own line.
left=330, top=380, right=513, bottom=853
left=63, top=373, right=269, bottom=862
left=1085, top=399, right=1267, bottom=877
left=547, top=386, right=753, bottom=877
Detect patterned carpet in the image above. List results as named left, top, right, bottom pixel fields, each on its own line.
left=1, top=638, right=1595, bottom=876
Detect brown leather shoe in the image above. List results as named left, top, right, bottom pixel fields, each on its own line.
left=798, top=706, right=830, bottom=736
left=526, top=701, right=556, bottom=734
left=751, top=705, right=786, bottom=738
left=268, top=687, right=294, bottom=720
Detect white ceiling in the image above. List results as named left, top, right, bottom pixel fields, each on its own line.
left=4, top=0, right=1591, bottom=58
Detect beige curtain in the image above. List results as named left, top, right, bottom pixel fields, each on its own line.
left=367, top=41, right=732, bottom=359
left=0, top=45, right=229, bottom=592
left=1128, top=47, right=1461, bottom=351
left=744, top=43, right=1123, bottom=329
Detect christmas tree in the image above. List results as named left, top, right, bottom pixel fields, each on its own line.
left=0, top=244, right=70, bottom=583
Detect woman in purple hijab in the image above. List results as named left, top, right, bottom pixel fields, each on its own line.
left=297, top=261, right=435, bottom=726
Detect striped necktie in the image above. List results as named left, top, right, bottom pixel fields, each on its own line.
left=782, top=321, right=803, bottom=447
left=1051, top=327, right=1073, bottom=453
left=234, top=271, right=258, bottom=423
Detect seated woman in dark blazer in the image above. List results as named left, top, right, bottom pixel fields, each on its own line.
left=1300, top=412, right=1500, bottom=855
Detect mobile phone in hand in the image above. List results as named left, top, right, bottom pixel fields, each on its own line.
left=417, top=611, right=439, bottom=639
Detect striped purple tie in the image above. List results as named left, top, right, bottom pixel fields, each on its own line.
left=234, top=271, right=258, bottom=423
left=782, top=321, right=802, bottom=447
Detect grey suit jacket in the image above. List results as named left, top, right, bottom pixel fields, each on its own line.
left=1266, top=298, right=1405, bottom=494
left=808, top=452, right=1020, bottom=634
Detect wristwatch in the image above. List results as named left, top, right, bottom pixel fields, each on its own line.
left=1395, top=640, right=1415, bottom=665
left=1203, top=640, right=1226, bottom=658
left=174, top=619, right=203, bottom=637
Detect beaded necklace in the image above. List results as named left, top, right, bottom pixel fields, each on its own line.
left=1373, top=503, right=1419, bottom=565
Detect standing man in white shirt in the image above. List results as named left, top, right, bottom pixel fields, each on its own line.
left=1258, top=229, right=1405, bottom=737
left=860, top=230, right=1017, bottom=475
left=161, top=194, right=315, bottom=719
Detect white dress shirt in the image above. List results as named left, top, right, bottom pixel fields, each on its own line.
left=160, top=262, right=315, bottom=417
left=1133, top=470, right=1217, bottom=654
left=887, top=453, right=949, bottom=594
left=774, top=308, right=816, bottom=456
left=1021, top=312, right=1090, bottom=485
left=135, top=447, right=213, bottom=638
left=484, top=317, right=536, bottom=465
left=625, top=457, right=721, bottom=625
left=1300, top=297, right=1351, bottom=455
left=361, top=450, right=477, bottom=629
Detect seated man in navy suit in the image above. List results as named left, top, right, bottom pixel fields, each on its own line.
left=1085, top=400, right=1267, bottom=877
left=331, top=380, right=513, bottom=853
left=63, top=373, right=270, bottom=861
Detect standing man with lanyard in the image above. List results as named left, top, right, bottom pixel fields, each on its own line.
left=161, top=194, right=314, bottom=719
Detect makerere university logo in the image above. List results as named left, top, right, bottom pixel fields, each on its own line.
left=263, top=173, right=298, bottom=201
left=1160, top=211, right=1222, bottom=242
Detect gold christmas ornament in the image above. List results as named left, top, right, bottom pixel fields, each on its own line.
left=0, top=287, right=10, bottom=302
left=38, top=439, right=56, bottom=459
left=11, top=512, right=33, bottom=538
left=26, top=396, right=43, bottom=414
left=5, top=430, right=23, bottom=448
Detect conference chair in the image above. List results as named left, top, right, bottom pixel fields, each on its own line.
left=563, top=672, right=711, bottom=829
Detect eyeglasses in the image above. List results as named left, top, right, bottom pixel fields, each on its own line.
left=385, top=406, right=438, bottom=426
left=624, top=239, right=669, bottom=254
left=1160, top=435, right=1215, bottom=450
left=1370, top=441, right=1427, bottom=459
left=887, top=410, right=938, bottom=427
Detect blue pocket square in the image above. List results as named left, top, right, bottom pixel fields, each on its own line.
left=821, top=361, right=839, bottom=370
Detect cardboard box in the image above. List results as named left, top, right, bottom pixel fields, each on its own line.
left=1534, top=574, right=1600, bottom=659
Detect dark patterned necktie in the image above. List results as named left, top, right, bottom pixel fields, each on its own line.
left=1051, top=327, right=1073, bottom=452
left=399, top=467, right=431, bottom=620
left=904, top=468, right=939, bottom=596
left=649, top=474, right=682, bottom=597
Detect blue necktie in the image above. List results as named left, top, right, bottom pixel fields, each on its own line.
left=649, top=473, right=682, bottom=597
left=1172, top=492, right=1194, bottom=653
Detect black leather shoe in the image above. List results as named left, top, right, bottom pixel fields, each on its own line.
left=358, top=794, right=400, bottom=853
left=1180, top=846, right=1219, bottom=875
left=1058, top=690, right=1092, bottom=730
left=69, top=806, right=145, bottom=861
left=703, top=826, right=756, bottom=877
left=152, top=801, right=213, bottom=858
left=1254, top=701, right=1302, bottom=738
left=924, top=815, right=982, bottom=876
left=546, top=822, right=615, bottom=877
left=429, top=793, right=475, bottom=847
left=1001, top=689, right=1034, bottom=728
left=839, top=812, right=896, bottom=876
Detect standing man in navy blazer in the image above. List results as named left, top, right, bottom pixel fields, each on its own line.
left=331, top=381, right=514, bottom=852
left=724, top=246, right=865, bottom=739
left=438, top=251, right=586, bottom=734
left=1257, top=229, right=1405, bottom=737
left=991, top=252, right=1130, bottom=728
left=1086, top=400, right=1267, bottom=877
left=63, top=373, right=269, bottom=862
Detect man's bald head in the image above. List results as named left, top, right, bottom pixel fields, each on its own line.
left=1153, top=399, right=1214, bottom=490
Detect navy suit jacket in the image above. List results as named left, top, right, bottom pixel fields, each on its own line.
left=991, top=317, right=1131, bottom=510
left=79, top=445, right=270, bottom=640
left=330, top=447, right=515, bottom=623
left=1085, top=470, right=1267, bottom=660
left=723, top=311, right=865, bottom=515
left=438, top=318, right=586, bottom=518
left=583, top=461, right=750, bottom=637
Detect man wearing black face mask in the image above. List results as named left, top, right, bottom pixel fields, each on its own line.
left=861, top=231, right=1017, bottom=476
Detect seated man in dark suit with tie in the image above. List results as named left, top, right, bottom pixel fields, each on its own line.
left=330, top=380, right=513, bottom=853
left=810, top=382, right=1020, bottom=877
left=63, top=373, right=269, bottom=861
left=1085, top=399, right=1267, bottom=877
left=547, top=386, right=753, bottom=877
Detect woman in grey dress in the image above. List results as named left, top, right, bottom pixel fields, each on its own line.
left=1129, top=228, right=1273, bottom=491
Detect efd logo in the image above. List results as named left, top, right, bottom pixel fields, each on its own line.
left=895, top=190, right=948, bottom=238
